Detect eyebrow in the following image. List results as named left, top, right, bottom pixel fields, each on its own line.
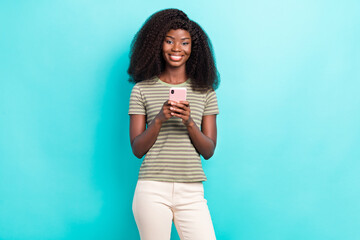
left=166, top=36, right=191, bottom=40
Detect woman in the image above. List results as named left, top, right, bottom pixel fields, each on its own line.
left=128, top=8, right=219, bottom=240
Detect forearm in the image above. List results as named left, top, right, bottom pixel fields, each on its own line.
left=131, top=117, right=162, bottom=158
left=186, top=121, right=216, bottom=160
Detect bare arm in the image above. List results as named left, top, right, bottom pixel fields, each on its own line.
left=170, top=101, right=217, bottom=159
left=186, top=115, right=217, bottom=159
left=129, top=100, right=173, bottom=158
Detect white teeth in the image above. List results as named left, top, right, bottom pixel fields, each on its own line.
left=170, top=55, right=182, bottom=61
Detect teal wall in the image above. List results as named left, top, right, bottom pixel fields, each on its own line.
left=1, top=0, right=359, bottom=239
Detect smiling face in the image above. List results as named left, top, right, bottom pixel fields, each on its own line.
left=162, top=29, right=192, bottom=69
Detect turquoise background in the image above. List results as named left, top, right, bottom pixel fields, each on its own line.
left=1, top=0, right=359, bottom=239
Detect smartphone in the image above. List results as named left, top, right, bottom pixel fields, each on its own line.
left=169, top=87, right=187, bottom=102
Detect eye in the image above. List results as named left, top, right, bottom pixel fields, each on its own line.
left=165, top=40, right=173, bottom=44
left=182, top=42, right=190, bottom=46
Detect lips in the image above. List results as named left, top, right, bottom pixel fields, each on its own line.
left=169, top=55, right=183, bottom=61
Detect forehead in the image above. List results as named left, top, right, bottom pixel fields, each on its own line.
left=165, top=29, right=191, bottom=39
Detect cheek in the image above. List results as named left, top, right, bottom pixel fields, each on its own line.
left=162, top=46, right=170, bottom=59
left=184, top=45, right=191, bottom=55
left=162, top=42, right=170, bottom=53
left=162, top=44, right=166, bottom=53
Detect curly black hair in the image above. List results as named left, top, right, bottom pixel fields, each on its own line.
left=127, top=9, right=219, bottom=92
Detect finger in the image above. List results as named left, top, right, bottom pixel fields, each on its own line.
left=179, top=101, right=189, bottom=105
left=175, top=105, right=190, bottom=115
left=171, top=110, right=190, bottom=119
left=163, top=104, right=172, bottom=112
left=172, top=103, right=187, bottom=110
left=164, top=111, right=173, bottom=118
left=168, top=100, right=179, bottom=106
left=170, top=106, right=186, bottom=114
left=164, top=108, right=173, bottom=115
left=171, top=112, right=187, bottom=120
left=177, top=101, right=190, bottom=109
left=182, top=104, right=190, bottom=112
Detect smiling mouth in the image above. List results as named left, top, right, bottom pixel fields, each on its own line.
left=169, top=55, right=183, bottom=61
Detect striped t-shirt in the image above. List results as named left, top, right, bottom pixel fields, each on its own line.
left=128, top=77, right=219, bottom=182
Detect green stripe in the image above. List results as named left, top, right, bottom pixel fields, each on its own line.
left=129, top=78, right=218, bottom=182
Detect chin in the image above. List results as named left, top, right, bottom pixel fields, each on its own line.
left=169, top=63, right=185, bottom=68
left=168, top=59, right=188, bottom=67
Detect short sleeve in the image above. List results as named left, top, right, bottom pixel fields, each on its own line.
left=128, top=84, right=146, bottom=115
left=203, top=90, right=219, bottom=115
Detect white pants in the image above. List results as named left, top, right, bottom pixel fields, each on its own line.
left=132, top=180, right=216, bottom=240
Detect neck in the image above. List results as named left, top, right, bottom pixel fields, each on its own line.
left=159, top=65, right=187, bottom=84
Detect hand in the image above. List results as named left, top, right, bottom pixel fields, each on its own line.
left=155, top=100, right=173, bottom=124
left=169, top=101, right=194, bottom=127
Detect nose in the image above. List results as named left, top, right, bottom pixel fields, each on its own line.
left=172, top=42, right=181, bottom=52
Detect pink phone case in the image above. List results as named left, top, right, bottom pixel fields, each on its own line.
left=169, top=87, right=187, bottom=102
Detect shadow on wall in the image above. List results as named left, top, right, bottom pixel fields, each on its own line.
left=67, top=50, right=141, bottom=239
